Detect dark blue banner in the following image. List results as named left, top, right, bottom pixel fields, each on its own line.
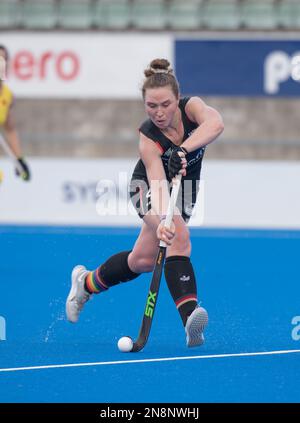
left=175, top=40, right=300, bottom=96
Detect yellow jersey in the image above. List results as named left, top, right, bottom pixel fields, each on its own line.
left=0, top=83, right=13, bottom=127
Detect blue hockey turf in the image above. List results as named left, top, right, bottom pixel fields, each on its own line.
left=0, top=225, right=299, bottom=402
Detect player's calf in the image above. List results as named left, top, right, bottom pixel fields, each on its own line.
left=164, top=255, right=208, bottom=346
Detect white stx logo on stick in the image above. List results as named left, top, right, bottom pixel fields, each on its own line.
left=264, top=51, right=300, bottom=94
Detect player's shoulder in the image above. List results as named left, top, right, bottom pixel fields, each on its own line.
left=183, top=96, right=207, bottom=117
left=180, top=96, right=205, bottom=113
left=139, top=118, right=154, bottom=132
left=139, top=118, right=157, bottom=140
left=179, top=96, right=192, bottom=108
left=181, top=96, right=204, bottom=108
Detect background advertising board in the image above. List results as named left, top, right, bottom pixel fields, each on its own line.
left=0, top=32, right=172, bottom=98
left=175, top=39, right=300, bottom=96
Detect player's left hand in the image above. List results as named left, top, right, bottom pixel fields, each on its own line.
left=15, top=157, right=31, bottom=181
left=168, top=146, right=187, bottom=178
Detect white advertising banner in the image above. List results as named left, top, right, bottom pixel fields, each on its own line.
left=0, top=158, right=300, bottom=228
left=0, top=158, right=140, bottom=226
left=0, top=32, right=173, bottom=98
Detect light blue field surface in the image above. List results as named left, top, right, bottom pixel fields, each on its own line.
left=0, top=225, right=299, bottom=403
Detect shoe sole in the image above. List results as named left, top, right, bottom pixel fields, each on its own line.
left=186, top=307, right=208, bottom=347
left=66, top=265, right=86, bottom=323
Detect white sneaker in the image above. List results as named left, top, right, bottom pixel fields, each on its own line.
left=66, top=265, right=90, bottom=323
left=185, top=306, right=208, bottom=347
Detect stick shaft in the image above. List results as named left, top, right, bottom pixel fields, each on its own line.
left=160, top=174, right=182, bottom=247
left=131, top=174, right=182, bottom=352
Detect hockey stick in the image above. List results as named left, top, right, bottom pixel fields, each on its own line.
left=129, top=173, right=182, bottom=352
left=0, top=133, right=25, bottom=177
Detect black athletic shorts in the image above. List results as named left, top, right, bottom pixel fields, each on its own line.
left=129, top=177, right=200, bottom=223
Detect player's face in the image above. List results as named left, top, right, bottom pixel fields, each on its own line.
left=144, top=86, right=179, bottom=129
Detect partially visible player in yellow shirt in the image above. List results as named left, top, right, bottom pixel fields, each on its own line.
left=0, top=45, right=30, bottom=182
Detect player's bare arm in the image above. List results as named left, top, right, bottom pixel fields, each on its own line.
left=139, top=133, right=175, bottom=245
left=181, top=96, right=224, bottom=153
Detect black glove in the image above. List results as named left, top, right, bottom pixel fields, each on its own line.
left=168, top=146, right=188, bottom=179
left=15, top=157, right=31, bottom=181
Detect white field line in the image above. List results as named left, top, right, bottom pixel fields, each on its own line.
left=0, top=349, right=300, bottom=373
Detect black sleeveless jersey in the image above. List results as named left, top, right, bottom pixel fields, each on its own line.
left=131, top=97, right=205, bottom=184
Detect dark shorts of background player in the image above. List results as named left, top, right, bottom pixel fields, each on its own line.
left=129, top=177, right=200, bottom=223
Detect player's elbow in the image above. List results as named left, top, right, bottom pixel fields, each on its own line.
left=213, top=117, right=224, bottom=136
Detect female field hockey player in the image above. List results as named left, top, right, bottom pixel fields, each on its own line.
left=66, top=59, right=224, bottom=347
left=0, top=45, right=30, bottom=181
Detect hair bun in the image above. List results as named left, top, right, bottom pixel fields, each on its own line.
left=144, top=58, right=173, bottom=78
left=142, top=58, right=179, bottom=99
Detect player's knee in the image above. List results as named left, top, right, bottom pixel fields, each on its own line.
left=131, top=255, right=156, bottom=273
left=172, top=226, right=191, bottom=255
